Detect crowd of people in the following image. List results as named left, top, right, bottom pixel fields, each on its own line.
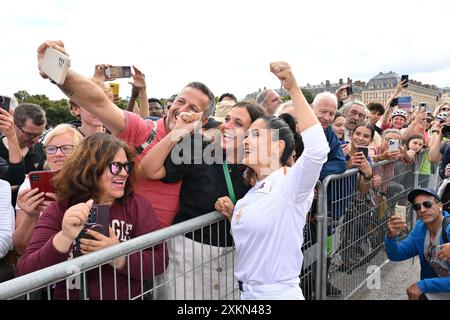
left=0, top=40, right=449, bottom=300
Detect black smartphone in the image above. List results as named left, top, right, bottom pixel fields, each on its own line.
left=390, top=98, right=399, bottom=107
left=346, top=85, right=353, bottom=96
left=442, top=125, right=450, bottom=139
left=357, top=146, right=369, bottom=159
left=74, top=204, right=110, bottom=257
left=401, top=75, right=409, bottom=88
left=0, top=96, right=11, bottom=112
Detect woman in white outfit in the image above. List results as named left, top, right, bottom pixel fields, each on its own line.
left=215, top=62, right=329, bottom=300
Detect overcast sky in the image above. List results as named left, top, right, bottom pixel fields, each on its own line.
left=2, top=0, right=450, bottom=101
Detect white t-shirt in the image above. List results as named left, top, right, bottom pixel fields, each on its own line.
left=232, top=124, right=329, bottom=285
left=0, top=179, right=15, bottom=258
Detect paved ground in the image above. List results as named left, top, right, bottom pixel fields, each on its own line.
left=351, top=258, right=421, bottom=300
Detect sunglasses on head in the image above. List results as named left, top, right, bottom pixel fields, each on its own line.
left=412, top=200, right=433, bottom=211
left=109, top=161, right=134, bottom=176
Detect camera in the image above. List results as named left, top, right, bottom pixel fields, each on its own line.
left=0, top=96, right=11, bottom=112
left=87, top=207, right=98, bottom=224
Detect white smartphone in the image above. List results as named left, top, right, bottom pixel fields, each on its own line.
left=40, top=47, right=71, bottom=85
left=395, top=205, right=406, bottom=222
left=388, top=139, right=399, bottom=152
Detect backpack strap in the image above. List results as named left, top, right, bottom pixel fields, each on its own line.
left=136, top=120, right=158, bottom=155
left=442, top=216, right=450, bottom=243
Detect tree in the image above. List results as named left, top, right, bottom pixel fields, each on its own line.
left=14, top=90, right=75, bottom=127
left=301, top=89, right=315, bottom=104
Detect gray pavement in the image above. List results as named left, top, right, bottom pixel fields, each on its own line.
left=351, top=258, right=421, bottom=300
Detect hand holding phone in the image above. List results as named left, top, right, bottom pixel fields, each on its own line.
left=40, top=47, right=71, bottom=85
left=28, top=171, right=57, bottom=201
left=74, top=204, right=110, bottom=257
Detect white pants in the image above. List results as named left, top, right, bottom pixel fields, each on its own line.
left=240, top=282, right=304, bottom=300
left=165, top=236, right=238, bottom=300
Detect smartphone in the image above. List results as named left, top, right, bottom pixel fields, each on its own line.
left=105, top=66, right=132, bottom=79
left=74, top=204, right=110, bottom=257
left=390, top=98, right=399, bottom=107
left=395, top=205, right=406, bottom=222
left=28, top=170, right=57, bottom=201
left=418, top=102, right=428, bottom=112
left=40, top=47, right=71, bottom=85
left=0, top=96, right=11, bottom=112
left=442, top=124, right=450, bottom=139
left=357, top=146, right=369, bottom=159
left=388, top=139, right=399, bottom=152
left=346, top=85, right=353, bottom=96
left=401, top=75, right=409, bottom=88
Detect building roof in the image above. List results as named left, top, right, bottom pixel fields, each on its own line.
left=366, top=71, right=400, bottom=90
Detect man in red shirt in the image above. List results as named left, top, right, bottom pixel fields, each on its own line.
left=36, top=40, right=215, bottom=228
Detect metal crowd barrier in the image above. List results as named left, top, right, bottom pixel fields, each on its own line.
left=0, top=153, right=440, bottom=300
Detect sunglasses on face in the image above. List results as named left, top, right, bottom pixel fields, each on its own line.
left=109, top=161, right=134, bottom=176
left=412, top=200, right=433, bottom=211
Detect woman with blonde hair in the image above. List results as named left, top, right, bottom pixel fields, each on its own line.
left=13, top=124, right=83, bottom=255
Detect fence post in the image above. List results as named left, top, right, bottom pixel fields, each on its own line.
left=411, top=153, right=423, bottom=227
left=313, top=181, right=324, bottom=300
left=317, top=178, right=329, bottom=300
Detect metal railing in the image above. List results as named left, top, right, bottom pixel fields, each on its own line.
left=0, top=153, right=439, bottom=300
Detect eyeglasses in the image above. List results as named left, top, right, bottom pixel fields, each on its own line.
left=349, top=109, right=366, bottom=120
left=109, top=161, right=134, bottom=176
left=45, top=145, right=75, bottom=155
left=16, top=125, right=43, bottom=140
left=412, top=200, right=433, bottom=211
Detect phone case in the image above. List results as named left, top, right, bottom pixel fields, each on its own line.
left=395, top=205, right=406, bottom=221
left=41, top=48, right=71, bottom=85
left=28, top=171, right=57, bottom=201
left=74, top=204, right=110, bottom=257
left=388, top=140, right=399, bottom=152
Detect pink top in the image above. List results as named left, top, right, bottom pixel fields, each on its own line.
left=118, top=111, right=181, bottom=227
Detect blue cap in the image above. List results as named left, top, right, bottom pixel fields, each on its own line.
left=407, top=188, right=441, bottom=203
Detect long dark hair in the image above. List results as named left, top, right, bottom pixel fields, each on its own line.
left=261, top=114, right=303, bottom=166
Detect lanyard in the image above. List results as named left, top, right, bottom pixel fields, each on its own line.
left=222, top=162, right=237, bottom=204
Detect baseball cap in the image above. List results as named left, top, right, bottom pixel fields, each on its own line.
left=407, top=188, right=441, bottom=203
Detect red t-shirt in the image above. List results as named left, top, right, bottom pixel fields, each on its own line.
left=118, top=111, right=181, bottom=227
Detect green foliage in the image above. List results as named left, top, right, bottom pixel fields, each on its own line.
left=280, top=89, right=314, bottom=104
left=301, top=89, right=315, bottom=104
left=14, top=90, right=75, bottom=127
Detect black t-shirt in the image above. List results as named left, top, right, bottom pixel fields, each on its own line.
left=163, top=133, right=250, bottom=247
left=374, top=125, right=383, bottom=136
left=0, top=138, right=45, bottom=206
